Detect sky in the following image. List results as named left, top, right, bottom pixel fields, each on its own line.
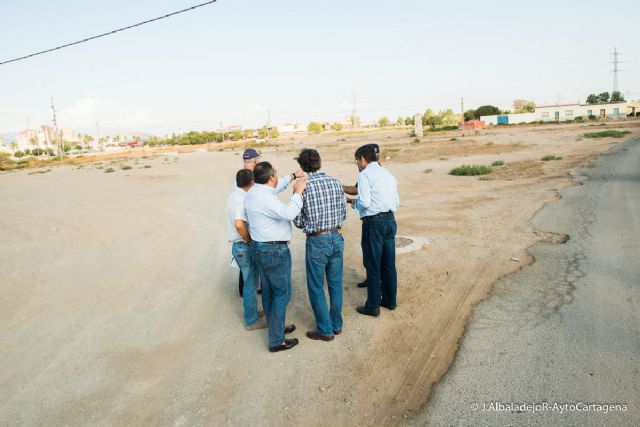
left=1, top=0, right=639, bottom=137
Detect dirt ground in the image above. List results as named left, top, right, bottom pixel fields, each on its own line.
left=1, top=120, right=639, bottom=426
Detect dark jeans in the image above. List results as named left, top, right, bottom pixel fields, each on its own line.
left=251, top=241, right=292, bottom=347
left=305, top=232, right=344, bottom=336
left=362, top=213, right=397, bottom=309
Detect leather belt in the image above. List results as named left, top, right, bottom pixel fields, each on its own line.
left=362, top=211, right=393, bottom=221
left=258, top=241, right=289, bottom=245
left=307, top=228, right=340, bottom=237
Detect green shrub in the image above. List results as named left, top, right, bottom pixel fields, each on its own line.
left=423, top=168, right=433, bottom=174
left=575, top=116, right=584, bottom=122
left=541, top=155, right=562, bottom=161
left=588, top=115, right=598, bottom=121
left=14, top=150, right=24, bottom=158
left=491, top=160, right=504, bottom=166
left=449, top=138, right=458, bottom=141
left=104, top=167, right=115, bottom=173
left=120, top=165, right=132, bottom=170
left=449, top=164, right=493, bottom=176
left=144, top=165, right=152, bottom=168
left=583, top=130, right=631, bottom=139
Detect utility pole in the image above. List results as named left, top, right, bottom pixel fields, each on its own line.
left=267, top=110, right=271, bottom=138
left=460, top=98, right=464, bottom=123
left=220, top=121, right=224, bottom=142
left=50, top=97, right=63, bottom=166
left=611, top=47, right=622, bottom=94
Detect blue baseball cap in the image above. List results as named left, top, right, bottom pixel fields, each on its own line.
left=242, top=148, right=261, bottom=160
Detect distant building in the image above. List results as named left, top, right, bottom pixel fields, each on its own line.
left=279, top=123, right=307, bottom=134
left=480, top=100, right=634, bottom=125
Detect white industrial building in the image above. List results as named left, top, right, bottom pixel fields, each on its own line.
left=481, top=100, right=637, bottom=125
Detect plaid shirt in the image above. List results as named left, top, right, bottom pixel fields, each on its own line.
left=294, top=172, right=347, bottom=234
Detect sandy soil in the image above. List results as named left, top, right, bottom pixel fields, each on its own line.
left=1, top=120, right=639, bottom=426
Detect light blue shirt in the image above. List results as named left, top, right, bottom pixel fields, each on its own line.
left=230, top=174, right=291, bottom=194
left=354, top=162, right=400, bottom=218
left=245, top=183, right=303, bottom=242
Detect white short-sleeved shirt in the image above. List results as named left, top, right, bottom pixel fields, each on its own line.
left=227, top=187, right=248, bottom=242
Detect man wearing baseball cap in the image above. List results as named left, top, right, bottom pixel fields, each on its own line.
left=232, top=148, right=305, bottom=297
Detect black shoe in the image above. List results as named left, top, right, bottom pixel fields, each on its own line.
left=333, top=328, right=342, bottom=335
left=284, top=324, right=296, bottom=334
left=381, top=303, right=397, bottom=311
left=357, top=280, right=368, bottom=288
left=257, top=288, right=262, bottom=295
left=269, top=338, right=299, bottom=352
left=306, top=330, right=334, bottom=341
left=356, top=305, right=380, bottom=317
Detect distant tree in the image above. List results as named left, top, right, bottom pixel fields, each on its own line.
left=404, top=116, right=414, bottom=126
left=257, top=127, right=269, bottom=138
left=475, top=105, right=501, bottom=117
left=74, top=144, right=82, bottom=151
left=512, top=99, right=535, bottom=113
left=307, top=122, right=323, bottom=133
left=14, top=150, right=24, bottom=158
left=396, top=117, right=404, bottom=126
left=24, top=149, right=31, bottom=155
left=464, top=110, right=477, bottom=121
left=597, top=92, right=610, bottom=103
left=331, top=122, right=343, bottom=131
left=421, top=109, right=435, bottom=127
left=378, top=117, right=390, bottom=127
left=242, top=129, right=254, bottom=139
left=586, top=94, right=599, bottom=104
left=611, top=91, right=625, bottom=102
left=438, top=109, right=457, bottom=125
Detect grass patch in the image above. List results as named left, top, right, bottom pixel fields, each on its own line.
left=449, top=164, right=493, bottom=176
left=388, top=148, right=401, bottom=152
left=478, top=176, right=493, bottom=181
left=440, top=157, right=448, bottom=161
left=541, top=155, right=562, bottom=161
left=423, top=168, right=433, bottom=174
left=120, top=165, right=133, bottom=170
left=583, top=130, right=631, bottom=139
left=449, top=138, right=458, bottom=141
left=144, top=165, right=152, bottom=168
left=104, top=167, right=115, bottom=173
left=491, top=160, right=504, bottom=166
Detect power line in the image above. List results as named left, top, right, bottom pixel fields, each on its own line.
left=611, top=47, right=622, bottom=93
left=0, top=1, right=217, bottom=66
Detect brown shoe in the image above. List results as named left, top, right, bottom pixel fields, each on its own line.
left=245, top=318, right=267, bottom=331
left=306, top=330, right=334, bottom=341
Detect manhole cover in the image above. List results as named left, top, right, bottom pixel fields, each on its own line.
left=395, top=235, right=430, bottom=254
left=395, top=237, right=414, bottom=248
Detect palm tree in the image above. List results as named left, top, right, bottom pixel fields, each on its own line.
left=10, top=142, right=18, bottom=155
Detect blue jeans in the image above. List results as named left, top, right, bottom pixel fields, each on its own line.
left=305, top=232, right=344, bottom=336
left=362, top=214, right=397, bottom=309
left=232, top=242, right=260, bottom=327
left=251, top=242, right=292, bottom=347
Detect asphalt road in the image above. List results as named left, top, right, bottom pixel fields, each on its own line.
left=410, top=137, right=640, bottom=426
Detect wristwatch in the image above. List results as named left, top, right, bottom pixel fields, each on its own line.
left=291, top=172, right=296, bottom=180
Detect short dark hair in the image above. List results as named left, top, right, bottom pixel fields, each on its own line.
left=355, top=144, right=378, bottom=163
left=236, top=169, right=253, bottom=188
left=253, top=161, right=275, bottom=184
left=296, top=148, right=321, bottom=172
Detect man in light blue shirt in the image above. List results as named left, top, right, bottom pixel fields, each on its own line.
left=245, top=161, right=307, bottom=352
left=233, top=148, right=304, bottom=297
left=348, top=144, right=400, bottom=317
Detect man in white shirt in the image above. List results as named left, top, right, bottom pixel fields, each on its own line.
left=227, top=169, right=266, bottom=331
left=245, top=162, right=307, bottom=352
left=234, top=148, right=304, bottom=297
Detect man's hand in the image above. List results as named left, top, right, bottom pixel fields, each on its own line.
left=346, top=197, right=357, bottom=209
left=293, top=168, right=305, bottom=179
left=293, top=177, right=307, bottom=195
left=343, top=184, right=358, bottom=196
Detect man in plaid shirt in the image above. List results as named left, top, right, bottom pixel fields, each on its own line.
left=294, top=149, right=347, bottom=341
